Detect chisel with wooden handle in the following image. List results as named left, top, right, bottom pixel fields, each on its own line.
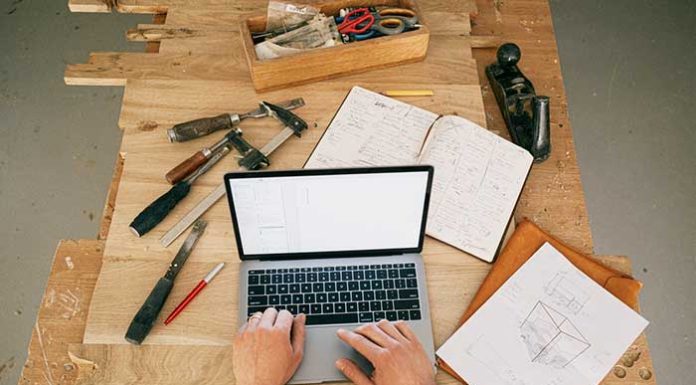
left=165, top=129, right=242, bottom=184
left=166, top=98, right=305, bottom=143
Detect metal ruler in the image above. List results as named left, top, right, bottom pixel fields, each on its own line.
left=159, top=126, right=297, bottom=247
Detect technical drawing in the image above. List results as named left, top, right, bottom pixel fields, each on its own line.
left=520, top=301, right=590, bottom=369
left=543, top=271, right=591, bottom=314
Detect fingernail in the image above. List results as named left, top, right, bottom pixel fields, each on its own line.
left=336, top=328, right=345, bottom=335
left=335, top=359, right=344, bottom=370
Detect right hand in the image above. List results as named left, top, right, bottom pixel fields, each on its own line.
left=335, top=319, right=436, bottom=385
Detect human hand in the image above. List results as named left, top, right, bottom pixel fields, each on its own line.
left=336, top=319, right=436, bottom=385
left=233, top=308, right=306, bottom=385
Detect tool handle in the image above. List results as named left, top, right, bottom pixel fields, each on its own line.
left=165, top=150, right=209, bottom=184
left=167, top=114, right=234, bottom=143
left=125, top=277, right=174, bottom=344
left=129, top=182, right=192, bottom=237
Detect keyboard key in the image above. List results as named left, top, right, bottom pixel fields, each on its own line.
left=383, top=280, right=394, bottom=289
left=267, top=285, right=277, bottom=294
left=376, top=270, right=387, bottom=279
left=364, top=291, right=374, bottom=301
left=360, top=281, right=370, bottom=290
left=299, top=304, right=310, bottom=314
left=340, top=292, right=351, bottom=302
left=354, top=271, right=365, bottom=280
left=323, top=303, right=334, bottom=313
left=394, top=300, right=420, bottom=310
left=272, top=275, right=282, bottom=284
left=398, top=310, right=410, bottom=320
left=304, top=294, right=315, bottom=303
left=290, top=268, right=299, bottom=273
left=342, top=272, right=352, bottom=281
left=248, top=296, right=267, bottom=306
left=374, top=311, right=386, bottom=321
left=381, top=264, right=393, bottom=269
left=301, top=283, right=312, bottom=292
left=382, top=301, right=394, bottom=310
left=359, top=312, right=373, bottom=322
left=371, top=281, right=383, bottom=290
left=306, top=313, right=358, bottom=325
left=349, top=282, right=359, bottom=291
left=283, top=274, right=294, bottom=283
left=399, top=289, right=419, bottom=299
left=312, top=267, right=322, bottom=272
left=275, top=305, right=286, bottom=311
left=386, top=311, right=397, bottom=321
left=387, top=290, right=398, bottom=299
left=295, top=274, right=306, bottom=283
left=407, top=279, right=418, bottom=288
left=267, top=269, right=277, bottom=274
left=330, top=272, right=340, bottom=281
left=248, top=285, right=264, bottom=295
left=337, top=282, right=348, bottom=291
left=405, top=263, right=415, bottom=267
left=376, top=290, right=386, bottom=300
left=269, top=296, right=280, bottom=305
left=409, top=310, right=422, bottom=320
left=319, top=273, right=329, bottom=282
left=249, top=275, right=259, bottom=284
left=308, top=273, right=318, bottom=282
left=359, top=265, right=369, bottom=270
left=366, top=271, right=376, bottom=280
left=370, top=301, right=382, bottom=311
left=290, top=284, right=300, bottom=293
left=359, top=302, right=369, bottom=312
left=249, top=270, right=263, bottom=275
left=278, top=285, right=289, bottom=294
left=292, top=294, right=303, bottom=303
left=347, top=302, right=358, bottom=312
left=335, top=303, right=346, bottom=313
left=325, top=282, right=336, bottom=291
left=388, top=270, right=399, bottom=278
left=311, top=304, right=322, bottom=314
left=301, top=267, right=310, bottom=272
left=313, top=283, right=324, bottom=292
left=351, top=292, right=363, bottom=301
left=317, top=293, right=328, bottom=303
left=400, top=269, right=416, bottom=278
left=247, top=306, right=267, bottom=316
left=395, top=279, right=406, bottom=289
left=281, top=295, right=291, bottom=305
left=336, top=266, right=346, bottom=271
left=328, top=292, right=339, bottom=302
left=261, top=275, right=271, bottom=284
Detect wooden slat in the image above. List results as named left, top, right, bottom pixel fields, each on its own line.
left=68, top=0, right=113, bottom=13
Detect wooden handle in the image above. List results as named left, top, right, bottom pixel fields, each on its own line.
left=165, top=151, right=208, bottom=184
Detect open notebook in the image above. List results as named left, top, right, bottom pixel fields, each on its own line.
left=305, top=86, right=533, bottom=262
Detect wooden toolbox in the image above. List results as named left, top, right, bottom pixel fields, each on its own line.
left=240, top=0, right=430, bottom=91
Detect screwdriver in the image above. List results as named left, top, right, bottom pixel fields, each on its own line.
left=129, top=145, right=231, bottom=237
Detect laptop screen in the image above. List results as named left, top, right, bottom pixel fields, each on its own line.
left=224, top=166, right=433, bottom=260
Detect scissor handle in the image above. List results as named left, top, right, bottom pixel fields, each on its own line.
left=338, top=8, right=375, bottom=34
left=377, top=7, right=418, bottom=25
left=372, top=17, right=407, bottom=35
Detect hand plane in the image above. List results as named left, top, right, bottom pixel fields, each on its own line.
left=486, top=43, right=551, bottom=162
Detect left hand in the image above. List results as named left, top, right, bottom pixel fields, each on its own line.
left=232, top=308, right=306, bottom=385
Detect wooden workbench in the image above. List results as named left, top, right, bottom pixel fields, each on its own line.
left=18, top=0, right=657, bottom=384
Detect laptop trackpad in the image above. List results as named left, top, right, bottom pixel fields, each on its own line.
left=291, top=325, right=373, bottom=384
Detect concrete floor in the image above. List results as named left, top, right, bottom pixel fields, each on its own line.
left=0, top=0, right=694, bottom=384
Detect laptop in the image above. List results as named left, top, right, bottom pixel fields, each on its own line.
left=224, top=165, right=436, bottom=384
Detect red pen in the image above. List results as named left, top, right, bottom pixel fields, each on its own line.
left=164, top=262, right=225, bottom=325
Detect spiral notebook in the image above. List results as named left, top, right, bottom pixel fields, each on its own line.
left=304, top=86, right=533, bottom=262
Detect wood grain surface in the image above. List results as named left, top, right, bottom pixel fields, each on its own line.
left=17, top=241, right=656, bottom=385
left=16, top=0, right=659, bottom=383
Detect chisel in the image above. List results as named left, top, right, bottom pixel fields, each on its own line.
left=129, top=145, right=231, bottom=237
left=125, top=220, right=207, bottom=345
left=166, top=98, right=305, bottom=143
left=165, top=129, right=242, bottom=184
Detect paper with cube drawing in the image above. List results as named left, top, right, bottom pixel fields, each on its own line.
left=436, top=242, right=648, bottom=385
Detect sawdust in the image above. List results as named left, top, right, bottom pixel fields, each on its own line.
left=64, top=256, right=75, bottom=270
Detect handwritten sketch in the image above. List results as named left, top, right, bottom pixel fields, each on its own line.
left=520, top=301, right=590, bottom=369
left=544, top=272, right=591, bottom=314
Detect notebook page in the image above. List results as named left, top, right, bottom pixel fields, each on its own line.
left=304, top=86, right=439, bottom=168
left=436, top=243, right=649, bottom=385
left=419, top=115, right=533, bottom=262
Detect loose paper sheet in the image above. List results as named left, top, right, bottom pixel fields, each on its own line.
left=419, top=116, right=532, bottom=262
left=436, top=243, right=649, bottom=385
left=305, top=86, right=531, bottom=262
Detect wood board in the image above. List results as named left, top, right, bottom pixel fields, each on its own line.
left=17, top=240, right=657, bottom=385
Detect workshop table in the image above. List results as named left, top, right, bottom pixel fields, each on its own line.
left=18, top=0, right=657, bottom=384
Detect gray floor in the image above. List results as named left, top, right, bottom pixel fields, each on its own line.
left=0, top=0, right=694, bottom=384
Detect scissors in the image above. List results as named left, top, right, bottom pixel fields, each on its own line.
left=337, top=7, right=419, bottom=41
left=336, top=8, right=375, bottom=34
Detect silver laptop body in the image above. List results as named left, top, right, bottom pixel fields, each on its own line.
left=224, top=166, right=436, bottom=383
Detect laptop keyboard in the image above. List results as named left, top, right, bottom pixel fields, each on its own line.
left=247, top=263, right=422, bottom=325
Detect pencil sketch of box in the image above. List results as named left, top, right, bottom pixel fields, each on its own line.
left=520, top=301, right=591, bottom=368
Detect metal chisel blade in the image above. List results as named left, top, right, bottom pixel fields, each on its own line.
left=164, top=219, right=207, bottom=280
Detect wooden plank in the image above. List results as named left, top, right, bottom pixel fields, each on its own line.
left=18, top=240, right=104, bottom=385
left=19, top=250, right=653, bottom=385
left=469, top=0, right=593, bottom=253
left=98, top=153, right=124, bottom=240
left=68, top=0, right=112, bottom=13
